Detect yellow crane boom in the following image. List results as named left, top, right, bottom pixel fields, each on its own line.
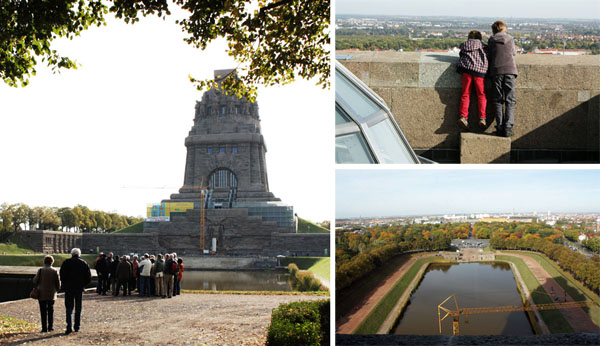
left=438, top=294, right=596, bottom=335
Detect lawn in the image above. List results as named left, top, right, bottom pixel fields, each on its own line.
left=505, top=250, right=600, bottom=326
left=0, top=234, right=35, bottom=254
left=354, top=255, right=442, bottom=335
left=281, top=257, right=330, bottom=281
left=496, top=255, right=574, bottom=334
left=0, top=254, right=97, bottom=267
left=297, top=217, right=329, bottom=233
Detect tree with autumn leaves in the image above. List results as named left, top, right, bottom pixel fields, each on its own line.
left=335, top=223, right=469, bottom=291
left=0, top=0, right=329, bottom=101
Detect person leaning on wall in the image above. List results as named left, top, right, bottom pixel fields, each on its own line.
left=32, top=255, right=61, bottom=333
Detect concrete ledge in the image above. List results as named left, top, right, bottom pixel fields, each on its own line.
left=338, top=51, right=600, bottom=161
left=460, top=132, right=511, bottom=163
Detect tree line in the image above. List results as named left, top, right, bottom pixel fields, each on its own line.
left=337, top=30, right=600, bottom=54
left=492, top=236, right=600, bottom=295
left=335, top=223, right=469, bottom=291
left=0, top=203, right=143, bottom=234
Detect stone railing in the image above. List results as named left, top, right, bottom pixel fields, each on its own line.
left=337, top=51, right=599, bottom=163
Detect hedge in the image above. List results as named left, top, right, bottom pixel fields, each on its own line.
left=266, top=299, right=329, bottom=346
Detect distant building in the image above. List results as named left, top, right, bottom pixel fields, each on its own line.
left=533, top=48, right=587, bottom=55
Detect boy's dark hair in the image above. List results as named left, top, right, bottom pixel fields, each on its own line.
left=177, top=258, right=183, bottom=264
left=492, top=20, right=507, bottom=34
left=468, top=30, right=482, bottom=40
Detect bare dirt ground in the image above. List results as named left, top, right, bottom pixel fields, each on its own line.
left=336, top=254, right=434, bottom=334
left=0, top=292, right=324, bottom=345
left=499, top=251, right=600, bottom=333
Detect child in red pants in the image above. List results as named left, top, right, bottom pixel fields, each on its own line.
left=457, top=30, right=488, bottom=130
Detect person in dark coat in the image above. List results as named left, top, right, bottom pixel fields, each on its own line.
left=487, top=20, right=518, bottom=137
left=32, top=255, right=60, bottom=332
left=109, top=255, right=120, bottom=293
left=59, top=248, right=91, bottom=335
left=94, top=253, right=109, bottom=295
left=114, top=255, right=132, bottom=296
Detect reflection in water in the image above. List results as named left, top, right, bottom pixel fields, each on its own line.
left=392, top=262, right=534, bottom=336
left=181, top=270, right=291, bottom=291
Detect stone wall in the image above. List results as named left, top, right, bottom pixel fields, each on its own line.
left=15, top=231, right=81, bottom=254
left=270, top=233, right=330, bottom=257
left=80, top=233, right=159, bottom=256
left=338, top=51, right=600, bottom=163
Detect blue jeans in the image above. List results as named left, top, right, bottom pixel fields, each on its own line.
left=490, top=74, right=517, bottom=130
left=64, top=290, right=83, bottom=331
left=139, top=276, right=150, bottom=297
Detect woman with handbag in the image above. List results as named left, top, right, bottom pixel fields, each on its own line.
left=32, top=255, right=61, bottom=333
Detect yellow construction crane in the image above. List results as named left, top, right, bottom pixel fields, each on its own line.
left=197, top=177, right=209, bottom=253
left=438, top=294, right=595, bottom=336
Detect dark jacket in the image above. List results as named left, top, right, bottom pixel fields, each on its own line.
left=33, top=265, right=61, bottom=301
left=109, top=258, right=119, bottom=278
left=153, top=259, right=165, bottom=274
left=487, top=31, right=518, bottom=76
left=116, top=260, right=132, bottom=281
left=457, top=39, right=488, bottom=77
left=95, top=257, right=108, bottom=275
left=164, top=258, right=175, bottom=275
left=59, top=255, right=92, bottom=292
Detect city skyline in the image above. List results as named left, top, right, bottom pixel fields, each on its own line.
left=336, top=0, right=600, bottom=20
left=0, top=14, right=332, bottom=222
left=336, top=169, right=600, bottom=218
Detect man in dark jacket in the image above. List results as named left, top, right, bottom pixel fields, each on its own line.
left=60, top=248, right=91, bottom=335
left=114, top=255, right=132, bottom=296
left=94, top=253, right=109, bottom=295
left=487, top=20, right=518, bottom=137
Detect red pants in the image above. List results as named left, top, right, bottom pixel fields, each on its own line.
left=459, top=73, right=486, bottom=119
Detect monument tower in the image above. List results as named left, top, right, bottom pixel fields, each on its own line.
left=144, top=69, right=310, bottom=256
left=169, top=69, right=279, bottom=205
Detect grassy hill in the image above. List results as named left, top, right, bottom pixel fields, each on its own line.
left=298, top=217, right=329, bottom=233
left=0, top=234, right=35, bottom=254
left=111, top=222, right=144, bottom=234
left=281, top=257, right=330, bottom=281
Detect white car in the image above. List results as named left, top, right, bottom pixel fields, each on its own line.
left=335, top=60, right=434, bottom=164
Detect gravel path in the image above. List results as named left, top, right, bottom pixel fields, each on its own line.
left=0, top=292, right=324, bottom=345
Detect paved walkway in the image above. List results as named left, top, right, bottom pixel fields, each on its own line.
left=499, top=251, right=600, bottom=333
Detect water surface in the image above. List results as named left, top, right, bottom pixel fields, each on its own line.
left=392, top=262, right=534, bottom=336
left=181, top=270, right=291, bottom=291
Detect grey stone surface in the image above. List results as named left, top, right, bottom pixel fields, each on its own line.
left=460, top=132, right=511, bottom=163
left=338, top=51, right=600, bottom=157
left=14, top=231, right=81, bottom=254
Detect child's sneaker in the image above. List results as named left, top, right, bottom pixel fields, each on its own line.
left=478, top=118, right=486, bottom=128
left=504, top=128, right=514, bottom=137
left=458, top=117, right=469, bottom=129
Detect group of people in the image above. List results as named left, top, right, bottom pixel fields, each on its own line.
left=456, top=20, right=518, bottom=138
left=31, top=248, right=184, bottom=335
left=93, top=251, right=184, bottom=299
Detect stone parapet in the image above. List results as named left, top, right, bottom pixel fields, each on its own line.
left=338, top=51, right=600, bottom=162
left=460, top=132, right=511, bottom=163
